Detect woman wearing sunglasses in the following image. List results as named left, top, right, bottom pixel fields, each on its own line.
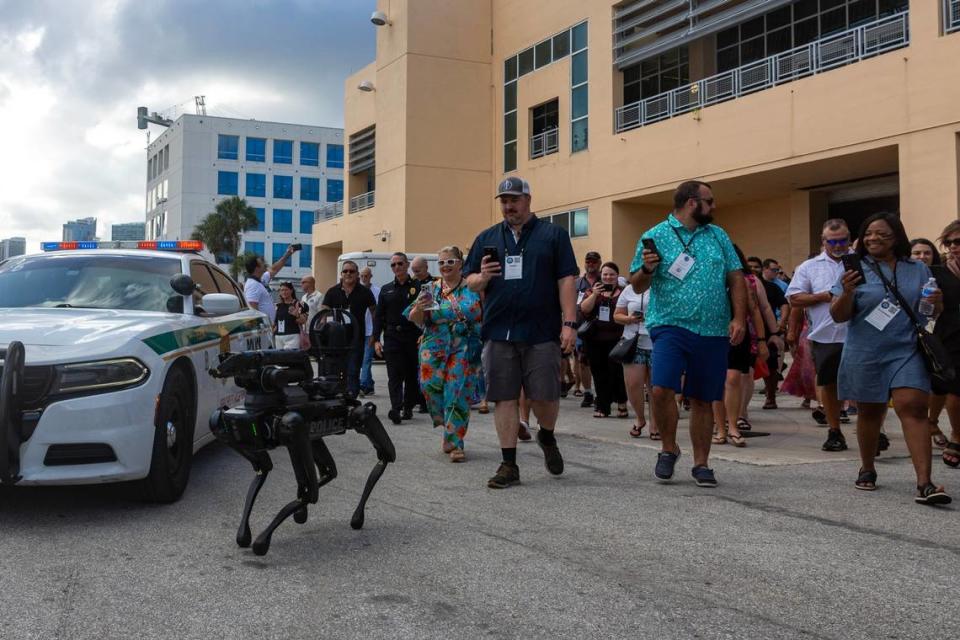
left=931, top=223, right=960, bottom=469
left=405, top=246, right=484, bottom=462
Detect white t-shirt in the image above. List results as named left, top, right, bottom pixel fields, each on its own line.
left=785, top=252, right=848, bottom=344
left=301, top=291, right=323, bottom=331
left=615, top=285, right=651, bottom=340
left=244, top=272, right=275, bottom=323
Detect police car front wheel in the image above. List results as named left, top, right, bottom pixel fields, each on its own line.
left=141, top=367, right=195, bottom=503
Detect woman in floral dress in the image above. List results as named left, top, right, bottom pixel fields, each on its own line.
left=405, top=246, right=484, bottom=462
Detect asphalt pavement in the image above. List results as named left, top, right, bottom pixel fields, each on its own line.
left=0, top=365, right=956, bottom=640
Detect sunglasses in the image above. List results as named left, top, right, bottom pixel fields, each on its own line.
left=944, top=238, right=960, bottom=247
left=341, top=269, right=358, bottom=274
left=390, top=262, right=406, bottom=268
left=824, top=238, right=850, bottom=246
left=437, top=258, right=460, bottom=267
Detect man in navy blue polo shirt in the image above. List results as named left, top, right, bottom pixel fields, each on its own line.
left=465, top=177, right=579, bottom=489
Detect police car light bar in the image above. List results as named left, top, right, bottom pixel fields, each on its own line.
left=42, top=240, right=205, bottom=252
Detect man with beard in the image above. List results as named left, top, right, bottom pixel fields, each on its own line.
left=630, top=180, right=746, bottom=488
left=574, top=251, right=601, bottom=407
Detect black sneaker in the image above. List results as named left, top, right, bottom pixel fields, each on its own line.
left=580, top=391, right=594, bottom=408
left=877, top=432, right=890, bottom=456
left=487, top=463, right=520, bottom=489
left=839, top=409, right=850, bottom=424
left=812, top=407, right=828, bottom=425
left=387, top=409, right=402, bottom=425
left=822, top=429, right=848, bottom=452
left=401, top=409, right=414, bottom=420
left=536, top=429, right=564, bottom=475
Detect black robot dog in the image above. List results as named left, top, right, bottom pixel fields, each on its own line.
left=208, top=309, right=396, bottom=556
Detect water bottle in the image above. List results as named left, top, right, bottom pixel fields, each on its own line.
left=919, top=277, right=938, bottom=317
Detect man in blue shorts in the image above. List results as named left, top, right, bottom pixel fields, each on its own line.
left=629, top=180, right=746, bottom=487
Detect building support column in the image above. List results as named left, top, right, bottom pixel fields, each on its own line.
left=898, top=129, right=960, bottom=242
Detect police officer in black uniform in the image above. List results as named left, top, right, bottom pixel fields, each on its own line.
left=372, top=252, right=423, bottom=424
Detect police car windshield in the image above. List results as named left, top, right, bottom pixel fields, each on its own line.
left=0, top=254, right=182, bottom=312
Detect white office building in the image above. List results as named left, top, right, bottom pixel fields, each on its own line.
left=0, top=237, right=26, bottom=260
left=144, top=114, right=344, bottom=282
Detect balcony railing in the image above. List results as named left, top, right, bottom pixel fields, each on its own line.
left=946, top=0, right=960, bottom=34
left=615, top=12, right=910, bottom=134
left=530, top=128, right=559, bottom=159
left=314, top=201, right=343, bottom=223
left=349, top=190, right=375, bottom=213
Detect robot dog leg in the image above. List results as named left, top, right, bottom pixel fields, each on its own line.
left=349, top=402, right=397, bottom=530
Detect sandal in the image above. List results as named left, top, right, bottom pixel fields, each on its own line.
left=915, top=483, right=952, bottom=505
left=712, top=430, right=728, bottom=445
left=855, top=468, right=877, bottom=491
left=736, top=417, right=752, bottom=432
left=943, top=442, right=960, bottom=468
left=649, top=431, right=662, bottom=441
left=931, top=424, right=948, bottom=449
left=573, top=389, right=584, bottom=397
left=617, top=404, right=629, bottom=419
left=449, top=448, right=465, bottom=463
left=593, top=410, right=608, bottom=418
left=728, top=432, right=747, bottom=448
left=629, top=422, right=645, bottom=438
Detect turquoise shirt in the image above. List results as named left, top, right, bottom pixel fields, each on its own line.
left=629, top=214, right=742, bottom=337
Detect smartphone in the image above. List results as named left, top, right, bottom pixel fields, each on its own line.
left=603, top=283, right=614, bottom=292
left=641, top=238, right=659, bottom=258
left=290, top=243, right=303, bottom=251
left=482, top=246, right=499, bottom=264
left=841, top=254, right=865, bottom=284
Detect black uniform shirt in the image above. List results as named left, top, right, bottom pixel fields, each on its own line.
left=372, top=277, right=423, bottom=343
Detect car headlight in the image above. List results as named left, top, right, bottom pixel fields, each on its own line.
left=52, top=358, right=150, bottom=394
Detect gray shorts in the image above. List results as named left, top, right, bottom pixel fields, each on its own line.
left=482, top=340, right=561, bottom=402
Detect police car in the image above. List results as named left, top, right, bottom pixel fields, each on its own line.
left=0, top=240, right=274, bottom=502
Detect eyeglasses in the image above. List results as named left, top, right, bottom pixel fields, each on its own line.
left=824, top=238, right=850, bottom=246
left=944, top=238, right=960, bottom=247
left=341, top=269, right=357, bottom=274
left=390, top=262, right=406, bottom=268
left=437, top=258, right=460, bottom=267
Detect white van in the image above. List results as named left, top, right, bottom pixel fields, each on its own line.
left=337, top=252, right=439, bottom=288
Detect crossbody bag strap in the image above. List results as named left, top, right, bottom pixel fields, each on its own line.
left=867, top=260, right=924, bottom=330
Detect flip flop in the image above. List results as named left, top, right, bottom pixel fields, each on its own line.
left=649, top=432, right=662, bottom=441
left=855, top=468, right=877, bottom=491
left=943, top=442, right=960, bottom=468
left=629, top=422, right=645, bottom=438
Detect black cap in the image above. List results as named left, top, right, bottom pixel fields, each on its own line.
left=495, top=176, right=531, bottom=198
left=585, top=251, right=601, bottom=261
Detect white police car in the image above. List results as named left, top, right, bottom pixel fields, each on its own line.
left=0, top=241, right=274, bottom=501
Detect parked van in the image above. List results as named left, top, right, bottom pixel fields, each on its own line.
left=337, top=252, right=438, bottom=287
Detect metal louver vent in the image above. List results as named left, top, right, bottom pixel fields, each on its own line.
left=348, top=125, right=375, bottom=175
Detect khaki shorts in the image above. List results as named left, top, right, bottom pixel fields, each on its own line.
left=482, top=340, right=561, bottom=402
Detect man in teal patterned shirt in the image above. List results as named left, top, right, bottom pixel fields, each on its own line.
left=629, top=180, right=747, bottom=488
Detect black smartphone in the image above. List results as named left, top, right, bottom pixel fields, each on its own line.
left=482, top=246, right=499, bottom=264
left=603, top=283, right=614, bottom=292
left=841, top=254, right=865, bottom=284
left=641, top=238, right=659, bottom=257
left=290, top=243, right=303, bottom=251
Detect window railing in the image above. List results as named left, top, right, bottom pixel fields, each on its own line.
left=615, top=12, right=910, bottom=134
left=530, top=128, right=559, bottom=159
left=349, top=190, right=375, bottom=213
left=314, top=201, right=343, bottom=223
left=946, top=0, right=960, bottom=34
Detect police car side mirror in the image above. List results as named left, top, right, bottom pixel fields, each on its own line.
left=202, top=293, right=241, bottom=316
left=170, top=274, right=197, bottom=296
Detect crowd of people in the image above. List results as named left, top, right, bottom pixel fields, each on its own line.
left=242, top=177, right=958, bottom=506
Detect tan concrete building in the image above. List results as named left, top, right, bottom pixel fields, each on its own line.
left=313, top=0, right=960, bottom=283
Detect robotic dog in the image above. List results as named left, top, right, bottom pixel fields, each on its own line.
left=208, top=309, right=396, bottom=556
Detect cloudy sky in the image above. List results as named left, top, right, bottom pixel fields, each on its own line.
left=0, top=0, right=376, bottom=253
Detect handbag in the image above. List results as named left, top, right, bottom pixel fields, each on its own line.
left=868, top=261, right=955, bottom=382
left=608, top=334, right=638, bottom=363
left=577, top=319, right=595, bottom=337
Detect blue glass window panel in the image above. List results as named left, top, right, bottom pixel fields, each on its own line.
left=572, top=51, right=588, bottom=85
left=300, top=177, right=320, bottom=201
left=504, top=141, right=517, bottom=172
left=246, top=137, right=266, bottom=162
left=572, top=209, right=589, bottom=237
left=326, top=144, right=344, bottom=168
left=504, top=56, right=518, bottom=83
left=505, top=82, right=517, bottom=112
left=326, top=179, right=344, bottom=202
left=299, top=210, right=314, bottom=234
left=272, top=209, right=292, bottom=233
left=272, top=243, right=292, bottom=267
left=246, top=173, right=266, bottom=198
left=253, top=208, right=265, bottom=232
left=299, top=245, right=312, bottom=269
left=504, top=112, right=517, bottom=142
left=273, top=175, right=293, bottom=199
left=572, top=85, right=588, bottom=119
left=217, top=135, right=238, bottom=160
left=300, top=142, right=319, bottom=166
left=245, top=241, right=264, bottom=258
left=572, top=22, right=588, bottom=52
left=273, top=139, right=293, bottom=164
left=572, top=118, right=588, bottom=152
left=553, top=31, right=570, bottom=60
left=217, top=171, right=238, bottom=195
left=518, top=48, right=534, bottom=76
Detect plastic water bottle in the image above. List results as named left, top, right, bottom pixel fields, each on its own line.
left=919, top=277, right=938, bottom=316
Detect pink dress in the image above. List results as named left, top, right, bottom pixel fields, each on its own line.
left=782, top=317, right=817, bottom=401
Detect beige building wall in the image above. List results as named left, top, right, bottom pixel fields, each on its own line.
left=317, top=0, right=960, bottom=280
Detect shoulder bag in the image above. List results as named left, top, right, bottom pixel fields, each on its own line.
left=868, top=261, right=955, bottom=383
left=608, top=290, right=641, bottom=364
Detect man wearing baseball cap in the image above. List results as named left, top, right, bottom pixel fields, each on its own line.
left=464, top=177, right=579, bottom=489
left=574, top=251, right=602, bottom=407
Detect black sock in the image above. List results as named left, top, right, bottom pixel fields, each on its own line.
left=538, top=428, right=556, bottom=446
left=501, top=448, right=517, bottom=465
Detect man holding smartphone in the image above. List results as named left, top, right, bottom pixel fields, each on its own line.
left=243, top=245, right=299, bottom=325
left=465, top=177, right=579, bottom=489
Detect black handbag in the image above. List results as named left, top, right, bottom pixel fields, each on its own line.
left=577, top=319, right=595, bottom=337
left=608, top=334, right=638, bottom=363
left=868, top=261, right=955, bottom=383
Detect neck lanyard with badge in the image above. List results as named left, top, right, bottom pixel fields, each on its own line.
left=864, top=259, right=901, bottom=332
left=502, top=222, right=529, bottom=281
left=668, top=225, right=697, bottom=281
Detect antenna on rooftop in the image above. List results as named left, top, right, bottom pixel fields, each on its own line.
left=195, top=95, right=207, bottom=115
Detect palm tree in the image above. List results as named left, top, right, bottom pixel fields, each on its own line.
left=191, top=196, right=259, bottom=279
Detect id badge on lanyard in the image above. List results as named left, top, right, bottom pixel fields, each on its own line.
left=865, top=298, right=900, bottom=331
left=668, top=253, right=695, bottom=280
left=598, top=303, right=611, bottom=322
left=504, top=254, right=523, bottom=280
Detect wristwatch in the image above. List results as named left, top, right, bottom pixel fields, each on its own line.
left=563, top=321, right=579, bottom=329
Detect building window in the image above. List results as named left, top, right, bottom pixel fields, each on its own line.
left=326, top=144, right=344, bottom=168
left=530, top=99, right=559, bottom=159
left=623, top=46, right=689, bottom=104
left=545, top=208, right=588, bottom=237
left=300, top=177, right=320, bottom=201
left=246, top=173, right=266, bottom=198
left=299, top=210, right=314, bottom=234
left=217, top=171, right=238, bottom=195
left=245, top=241, right=265, bottom=258
left=274, top=139, right=293, bottom=164
left=253, top=207, right=265, bottom=232
left=217, top=135, right=238, bottom=160
left=163, top=144, right=169, bottom=170
left=570, top=21, right=588, bottom=153
left=246, top=137, right=266, bottom=162
left=272, top=242, right=291, bottom=266
left=300, top=245, right=312, bottom=269
left=327, top=179, right=343, bottom=202
left=272, top=209, right=292, bottom=233
left=273, top=175, right=293, bottom=199
left=300, top=142, right=319, bottom=166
